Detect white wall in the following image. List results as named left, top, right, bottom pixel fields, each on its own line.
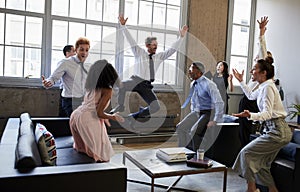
left=256, top=0, right=300, bottom=122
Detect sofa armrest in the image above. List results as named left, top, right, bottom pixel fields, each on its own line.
left=294, top=147, right=300, bottom=191
left=0, top=163, right=127, bottom=192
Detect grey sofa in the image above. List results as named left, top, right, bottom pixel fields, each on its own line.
left=0, top=113, right=127, bottom=192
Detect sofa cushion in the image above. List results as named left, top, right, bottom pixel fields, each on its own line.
left=55, top=136, right=74, bottom=149
left=278, top=142, right=300, bottom=162
left=35, top=123, right=57, bottom=166
left=292, top=130, right=300, bottom=144
left=56, top=148, right=95, bottom=166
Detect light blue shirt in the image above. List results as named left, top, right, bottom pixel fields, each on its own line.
left=191, top=75, right=224, bottom=122
left=47, top=55, right=88, bottom=98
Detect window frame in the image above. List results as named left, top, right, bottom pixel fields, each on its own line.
left=0, top=0, right=188, bottom=92
left=226, top=0, right=257, bottom=94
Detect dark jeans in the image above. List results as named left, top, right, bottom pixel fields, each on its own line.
left=61, top=97, right=83, bottom=117
left=117, top=75, right=160, bottom=117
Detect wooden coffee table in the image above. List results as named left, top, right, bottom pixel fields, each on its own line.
left=123, top=148, right=227, bottom=192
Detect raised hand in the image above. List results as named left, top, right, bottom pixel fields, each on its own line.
left=232, top=68, right=244, bottom=82
left=41, top=75, right=53, bottom=88
left=180, top=25, right=189, bottom=37
left=257, top=16, right=269, bottom=36
left=118, top=14, right=128, bottom=25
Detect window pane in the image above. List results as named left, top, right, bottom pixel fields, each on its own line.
left=0, top=13, right=4, bottom=44
left=0, top=0, right=4, bottom=8
left=139, top=1, right=152, bottom=25
left=86, top=24, right=102, bottom=53
left=87, top=0, right=102, bottom=21
left=6, top=0, right=25, bottom=10
left=123, top=56, right=135, bottom=80
left=165, top=33, right=177, bottom=60
left=52, top=20, right=68, bottom=49
left=5, top=14, right=24, bottom=46
left=125, top=0, right=138, bottom=25
left=52, top=0, right=68, bottom=16
left=70, top=0, right=86, bottom=19
left=166, top=5, right=180, bottom=29
left=69, top=22, right=85, bottom=46
left=233, top=0, right=251, bottom=25
left=168, top=0, right=180, bottom=6
left=153, top=3, right=166, bottom=28
left=102, top=54, right=115, bottom=67
left=51, top=50, right=63, bottom=74
left=152, top=32, right=165, bottom=53
left=5, top=46, right=23, bottom=77
left=102, top=26, right=116, bottom=54
left=25, top=48, right=41, bottom=78
left=137, top=30, right=151, bottom=46
left=229, top=56, right=248, bottom=85
left=26, top=17, right=43, bottom=47
left=103, top=0, right=119, bottom=23
left=163, top=59, right=176, bottom=84
left=0, top=46, right=3, bottom=75
left=27, top=0, right=45, bottom=13
left=231, top=25, right=249, bottom=56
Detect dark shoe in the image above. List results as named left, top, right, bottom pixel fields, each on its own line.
left=109, top=105, right=125, bottom=114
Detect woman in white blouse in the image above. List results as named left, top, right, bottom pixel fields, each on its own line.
left=232, top=59, right=292, bottom=192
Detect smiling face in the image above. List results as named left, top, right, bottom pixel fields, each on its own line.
left=250, top=63, right=266, bottom=83
left=146, top=40, right=158, bottom=54
left=216, top=62, right=224, bottom=74
left=76, top=44, right=89, bottom=62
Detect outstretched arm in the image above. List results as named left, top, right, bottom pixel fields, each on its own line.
left=254, top=16, right=269, bottom=61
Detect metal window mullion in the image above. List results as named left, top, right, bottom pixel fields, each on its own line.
left=43, top=0, right=52, bottom=77
left=116, top=0, right=126, bottom=74
left=22, top=15, right=26, bottom=78
left=2, top=12, right=6, bottom=76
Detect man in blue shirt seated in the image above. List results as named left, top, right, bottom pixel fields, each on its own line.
left=177, top=62, right=224, bottom=152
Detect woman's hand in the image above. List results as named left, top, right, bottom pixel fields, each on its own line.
left=114, top=113, right=125, bottom=123
left=232, top=110, right=250, bottom=118
left=232, top=68, right=244, bottom=82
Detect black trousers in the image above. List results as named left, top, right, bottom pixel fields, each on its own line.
left=238, top=95, right=259, bottom=147
left=61, top=97, right=83, bottom=117
left=117, top=75, right=160, bottom=117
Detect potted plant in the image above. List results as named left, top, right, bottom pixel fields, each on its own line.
left=287, top=104, right=300, bottom=124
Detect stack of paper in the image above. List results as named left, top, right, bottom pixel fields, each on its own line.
left=156, top=147, right=193, bottom=163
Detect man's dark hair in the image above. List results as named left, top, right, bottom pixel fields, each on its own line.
left=63, top=45, right=74, bottom=56
left=85, top=60, right=119, bottom=91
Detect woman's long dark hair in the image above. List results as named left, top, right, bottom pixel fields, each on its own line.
left=85, top=59, right=119, bottom=91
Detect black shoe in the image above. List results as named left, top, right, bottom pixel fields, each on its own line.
left=109, top=105, right=125, bottom=114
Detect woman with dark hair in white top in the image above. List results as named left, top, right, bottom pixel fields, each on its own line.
left=232, top=59, right=292, bottom=192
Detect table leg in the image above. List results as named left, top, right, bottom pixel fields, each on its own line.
left=151, top=177, right=154, bottom=192
left=122, top=153, right=126, bottom=165
left=223, top=168, right=227, bottom=192
left=166, top=175, right=183, bottom=192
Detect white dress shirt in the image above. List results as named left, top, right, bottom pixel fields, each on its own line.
left=47, top=55, right=87, bottom=98
left=240, top=79, right=287, bottom=121
left=120, top=25, right=184, bottom=81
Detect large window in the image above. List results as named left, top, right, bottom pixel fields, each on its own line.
left=226, top=0, right=257, bottom=87
left=0, top=0, right=187, bottom=90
